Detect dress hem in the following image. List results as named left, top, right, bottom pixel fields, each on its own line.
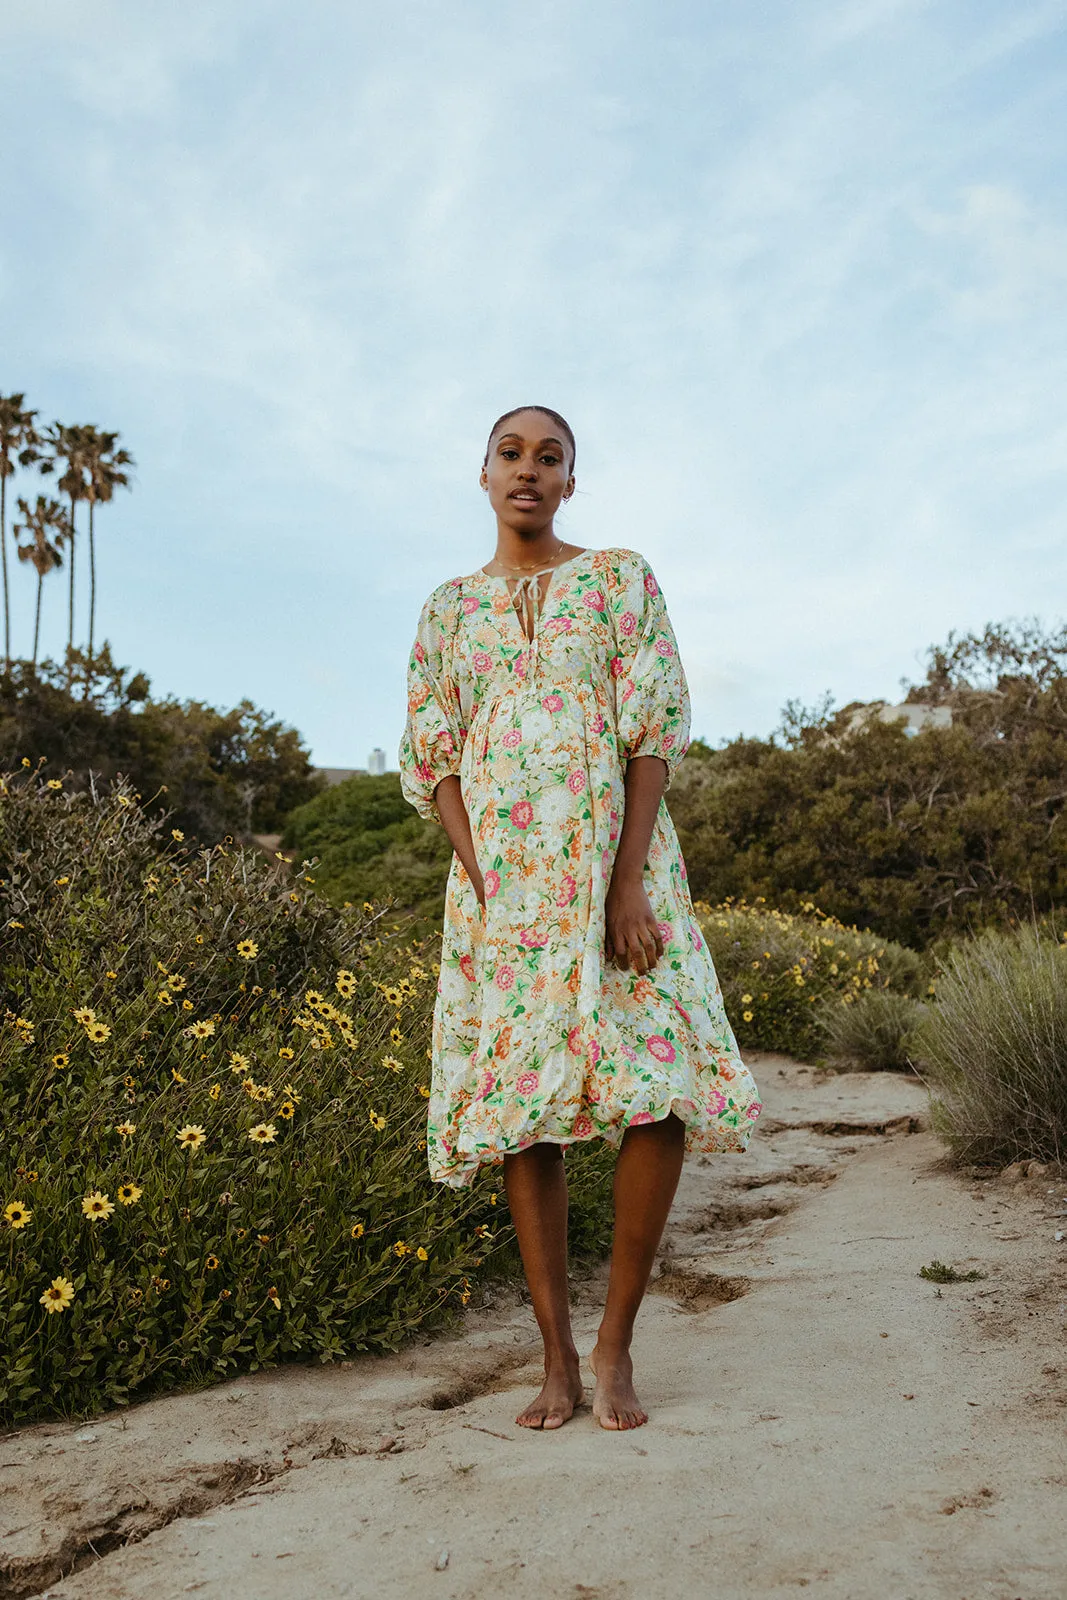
left=428, top=1094, right=761, bottom=1188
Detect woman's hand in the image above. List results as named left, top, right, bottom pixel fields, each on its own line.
left=605, top=872, right=663, bottom=975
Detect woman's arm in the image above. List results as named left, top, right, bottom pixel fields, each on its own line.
left=433, top=775, right=486, bottom=904
left=605, top=754, right=668, bottom=974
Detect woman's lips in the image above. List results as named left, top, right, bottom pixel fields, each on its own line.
left=509, top=492, right=541, bottom=504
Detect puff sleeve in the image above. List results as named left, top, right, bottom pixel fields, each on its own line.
left=398, top=584, right=466, bottom=824
left=607, top=549, right=692, bottom=790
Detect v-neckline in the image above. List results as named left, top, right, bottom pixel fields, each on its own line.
left=476, top=549, right=591, bottom=646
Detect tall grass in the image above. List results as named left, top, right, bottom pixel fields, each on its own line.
left=912, top=923, right=1067, bottom=1164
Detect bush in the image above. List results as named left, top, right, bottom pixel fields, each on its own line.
left=0, top=761, right=614, bottom=1426
left=820, top=988, right=928, bottom=1072
left=911, top=923, right=1067, bottom=1166
left=695, top=896, right=922, bottom=1061
left=281, top=772, right=453, bottom=937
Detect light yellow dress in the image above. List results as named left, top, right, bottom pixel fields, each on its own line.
left=399, top=546, right=762, bottom=1187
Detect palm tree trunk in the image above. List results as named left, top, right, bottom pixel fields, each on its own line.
left=66, top=492, right=76, bottom=683
left=33, top=570, right=42, bottom=666
left=1, top=472, right=10, bottom=673
left=85, top=496, right=96, bottom=697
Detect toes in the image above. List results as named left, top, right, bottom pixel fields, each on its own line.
left=542, top=1413, right=565, bottom=1430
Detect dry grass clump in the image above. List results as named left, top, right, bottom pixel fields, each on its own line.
left=911, top=922, right=1067, bottom=1166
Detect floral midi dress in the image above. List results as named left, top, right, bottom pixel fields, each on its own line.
left=399, top=545, right=762, bottom=1187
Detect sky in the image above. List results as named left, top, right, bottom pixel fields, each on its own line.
left=1, top=0, right=1065, bottom=769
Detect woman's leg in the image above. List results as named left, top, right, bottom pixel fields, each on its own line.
left=502, top=1143, right=584, bottom=1428
left=591, top=1111, right=686, bottom=1429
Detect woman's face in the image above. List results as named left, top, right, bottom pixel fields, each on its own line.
left=480, top=410, right=575, bottom=534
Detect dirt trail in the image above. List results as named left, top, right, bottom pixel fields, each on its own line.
left=4, top=1056, right=1066, bottom=1600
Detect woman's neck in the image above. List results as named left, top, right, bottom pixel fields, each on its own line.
left=488, top=526, right=570, bottom=572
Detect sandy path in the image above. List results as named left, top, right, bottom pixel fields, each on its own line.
left=4, top=1056, right=1066, bottom=1600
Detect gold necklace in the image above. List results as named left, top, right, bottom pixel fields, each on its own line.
left=487, top=543, right=568, bottom=576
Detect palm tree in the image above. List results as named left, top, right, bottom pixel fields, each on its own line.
left=82, top=428, right=134, bottom=668
left=0, top=395, right=43, bottom=671
left=14, top=496, right=68, bottom=667
left=41, top=423, right=93, bottom=676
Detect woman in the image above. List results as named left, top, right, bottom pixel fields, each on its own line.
left=399, top=405, right=761, bottom=1431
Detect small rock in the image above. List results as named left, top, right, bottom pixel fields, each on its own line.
left=435, top=1549, right=450, bottom=1571
left=73, top=1430, right=98, bottom=1443
left=1055, top=1231, right=1064, bottom=1243
left=1000, top=1161, right=1028, bottom=1185
left=377, top=1435, right=398, bottom=1453
left=1029, top=1162, right=1048, bottom=1179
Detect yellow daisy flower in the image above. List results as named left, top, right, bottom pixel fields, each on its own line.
left=229, top=1051, right=251, bottom=1074
left=208, top=1082, right=222, bottom=1101
left=248, top=1122, right=277, bottom=1143
left=267, top=1287, right=282, bottom=1309
left=51, top=1052, right=69, bottom=1069
left=335, top=969, right=356, bottom=998
left=176, top=1124, right=207, bottom=1151
left=381, top=1055, right=403, bottom=1073
left=47, top=777, right=63, bottom=789
left=205, top=1254, right=220, bottom=1270
left=85, top=1020, right=111, bottom=1043
left=81, top=1190, right=115, bottom=1222
left=187, top=1019, right=215, bottom=1039
left=282, top=1083, right=300, bottom=1103
left=278, top=1101, right=295, bottom=1119
left=171, top=1068, right=187, bottom=1084
left=118, top=1183, right=142, bottom=1206
left=350, top=1222, right=365, bottom=1239
left=4, top=1200, right=32, bottom=1229
left=116, top=1121, right=137, bottom=1137
left=236, top=939, right=258, bottom=960
left=278, top=1046, right=295, bottom=1060
left=741, top=993, right=753, bottom=1004
left=40, top=1276, right=76, bottom=1313
left=171, top=828, right=185, bottom=841
left=416, top=1247, right=429, bottom=1262
left=72, top=1006, right=97, bottom=1026
left=368, top=1110, right=386, bottom=1131
left=393, top=1239, right=411, bottom=1257
left=743, top=1010, right=753, bottom=1022
left=168, top=974, right=187, bottom=992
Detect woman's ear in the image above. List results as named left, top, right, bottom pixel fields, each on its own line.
left=563, top=475, right=575, bottom=501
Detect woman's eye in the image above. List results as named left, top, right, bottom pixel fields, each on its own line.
left=541, top=455, right=559, bottom=466
left=500, top=448, right=519, bottom=459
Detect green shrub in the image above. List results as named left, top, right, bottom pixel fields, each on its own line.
left=911, top=923, right=1067, bottom=1166
left=695, top=896, right=921, bottom=1061
left=281, top=772, right=452, bottom=936
left=0, top=761, right=613, bottom=1425
left=820, top=988, right=928, bottom=1072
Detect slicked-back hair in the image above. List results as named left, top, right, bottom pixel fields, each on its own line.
left=483, top=406, right=576, bottom=474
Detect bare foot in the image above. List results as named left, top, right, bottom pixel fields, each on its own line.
left=589, top=1344, right=648, bottom=1430
left=515, top=1358, right=584, bottom=1430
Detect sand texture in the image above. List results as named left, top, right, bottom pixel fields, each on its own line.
left=4, top=1055, right=1066, bottom=1600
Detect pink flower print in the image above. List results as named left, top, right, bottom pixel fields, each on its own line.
left=680, top=857, right=688, bottom=879
left=567, top=1025, right=584, bottom=1056
left=483, top=869, right=501, bottom=898
left=592, top=711, right=606, bottom=733
left=509, top=799, right=534, bottom=830
left=572, top=1113, right=594, bottom=1138
left=542, top=692, right=564, bottom=713
left=707, top=1089, right=727, bottom=1114
left=472, top=650, right=492, bottom=673
left=515, top=651, right=528, bottom=679
left=414, top=640, right=426, bottom=664
left=519, top=927, right=548, bottom=949
left=656, top=921, right=673, bottom=945
left=629, top=1110, right=655, bottom=1126
left=459, top=953, right=475, bottom=981
left=556, top=873, right=577, bottom=907
left=619, top=611, right=637, bottom=637
left=583, top=589, right=606, bottom=612
left=644, top=571, right=659, bottom=597
left=621, top=680, right=635, bottom=703
left=461, top=595, right=480, bottom=615
left=655, top=637, right=675, bottom=657
left=479, top=1068, right=496, bottom=1100
left=566, top=769, right=586, bottom=796
left=494, top=963, right=515, bottom=991
left=609, top=809, right=619, bottom=843
left=746, top=1101, right=763, bottom=1120
left=502, top=728, right=522, bottom=749
left=516, top=1071, right=540, bottom=1095
left=415, top=759, right=434, bottom=784
left=661, top=733, right=675, bottom=752
left=586, top=1037, right=601, bottom=1066
left=620, top=1043, right=637, bottom=1061
left=645, top=1034, right=676, bottom=1064
left=438, top=731, right=455, bottom=756
left=609, top=654, right=626, bottom=679
left=672, top=997, right=692, bottom=1025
